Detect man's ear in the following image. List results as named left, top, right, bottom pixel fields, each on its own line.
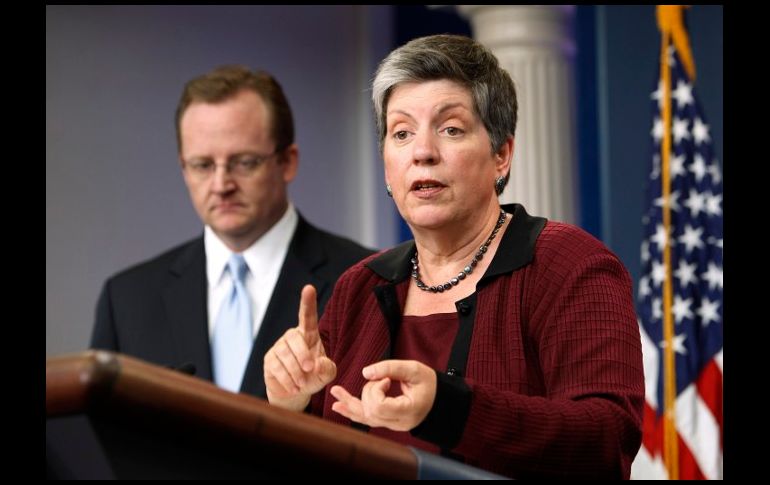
left=281, top=144, right=299, bottom=183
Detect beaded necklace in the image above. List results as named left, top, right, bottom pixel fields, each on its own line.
left=411, top=209, right=507, bottom=293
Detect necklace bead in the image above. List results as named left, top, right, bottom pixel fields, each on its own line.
left=412, top=210, right=507, bottom=293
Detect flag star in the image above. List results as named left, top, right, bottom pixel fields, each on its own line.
left=696, top=298, right=721, bottom=327
left=651, top=224, right=669, bottom=252
left=670, top=154, right=686, bottom=179
left=690, top=153, right=708, bottom=183
left=708, top=162, right=722, bottom=184
left=638, top=275, right=651, bottom=299
left=673, top=80, right=694, bottom=108
left=674, top=259, right=698, bottom=288
left=655, top=190, right=681, bottom=212
left=707, top=237, right=723, bottom=249
left=706, top=192, right=723, bottom=216
left=641, top=240, right=650, bottom=262
left=652, top=297, right=663, bottom=320
left=651, top=80, right=665, bottom=111
left=672, top=295, right=694, bottom=324
left=702, top=262, right=723, bottom=290
left=651, top=117, right=664, bottom=143
left=683, top=189, right=706, bottom=218
left=678, top=224, right=705, bottom=254
left=650, top=154, right=661, bottom=180
left=659, top=333, right=688, bottom=355
left=692, top=117, right=711, bottom=145
left=672, top=117, right=691, bottom=144
left=672, top=334, right=687, bottom=354
left=651, top=260, right=667, bottom=287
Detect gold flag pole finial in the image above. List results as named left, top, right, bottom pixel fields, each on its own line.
left=656, top=5, right=696, bottom=81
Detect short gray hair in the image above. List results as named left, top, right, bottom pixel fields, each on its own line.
left=372, top=34, right=517, bottom=161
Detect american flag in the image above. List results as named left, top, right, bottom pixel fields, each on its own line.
left=631, top=11, right=723, bottom=480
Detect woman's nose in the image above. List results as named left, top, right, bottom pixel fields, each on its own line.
left=411, top=130, right=439, bottom=165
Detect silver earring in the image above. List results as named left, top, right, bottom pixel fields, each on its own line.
left=386, top=184, right=393, bottom=198
left=495, top=176, right=506, bottom=196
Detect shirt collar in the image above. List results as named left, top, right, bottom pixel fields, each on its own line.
left=205, top=203, right=298, bottom=286
left=365, top=203, right=547, bottom=284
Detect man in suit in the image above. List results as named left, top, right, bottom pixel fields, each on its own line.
left=91, top=65, right=373, bottom=398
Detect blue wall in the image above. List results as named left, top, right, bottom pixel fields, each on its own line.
left=576, top=6, right=602, bottom=239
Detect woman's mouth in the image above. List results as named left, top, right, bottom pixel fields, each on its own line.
left=410, top=180, right=446, bottom=198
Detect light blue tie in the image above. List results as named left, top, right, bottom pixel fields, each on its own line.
left=212, top=254, right=254, bottom=392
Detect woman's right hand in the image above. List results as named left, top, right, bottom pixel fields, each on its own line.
left=264, top=284, right=337, bottom=411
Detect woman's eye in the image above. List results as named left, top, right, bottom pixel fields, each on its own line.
left=394, top=131, right=408, bottom=140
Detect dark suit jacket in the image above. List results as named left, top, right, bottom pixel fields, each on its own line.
left=91, top=214, right=374, bottom=398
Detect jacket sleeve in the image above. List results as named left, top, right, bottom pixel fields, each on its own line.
left=414, top=248, right=645, bottom=479
left=91, top=279, right=119, bottom=351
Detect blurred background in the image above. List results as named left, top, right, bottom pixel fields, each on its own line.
left=46, top=5, right=722, bottom=356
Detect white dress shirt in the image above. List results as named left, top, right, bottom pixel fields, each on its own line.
left=204, top=203, right=298, bottom=340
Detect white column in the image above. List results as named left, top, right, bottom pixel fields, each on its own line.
left=355, top=5, right=396, bottom=249
left=457, top=5, right=578, bottom=223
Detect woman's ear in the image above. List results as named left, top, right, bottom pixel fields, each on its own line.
left=495, top=135, right=514, bottom=177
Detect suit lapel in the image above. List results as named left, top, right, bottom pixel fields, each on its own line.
left=240, top=217, right=328, bottom=398
left=162, top=238, right=213, bottom=380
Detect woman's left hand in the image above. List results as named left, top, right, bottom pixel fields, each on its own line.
left=330, top=360, right=437, bottom=431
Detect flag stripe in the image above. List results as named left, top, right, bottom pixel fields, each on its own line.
left=676, top=384, right=722, bottom=479
left=639, top=318, right=660, bottom=409
left=695, top=358, right=723, bottom=437
left=631, top=442, right=668, bottom=480
left=678, top=433, right=707, bottom=480
left=641, top=401, right=660, bottom=453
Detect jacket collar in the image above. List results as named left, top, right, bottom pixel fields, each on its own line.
left=365, top=203, right=547, bottom=285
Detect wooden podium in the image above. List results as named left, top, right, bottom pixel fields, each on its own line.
left=46, top=351, right=506, bottom=479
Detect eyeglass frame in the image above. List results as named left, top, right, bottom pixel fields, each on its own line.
left=181, top=148, right=285, bottom=179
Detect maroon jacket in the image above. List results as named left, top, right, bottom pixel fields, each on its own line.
left=311, top=204, right=644, bottom=479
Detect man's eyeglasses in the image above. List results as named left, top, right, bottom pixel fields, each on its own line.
left=183, top=151, right=280, bottom=179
